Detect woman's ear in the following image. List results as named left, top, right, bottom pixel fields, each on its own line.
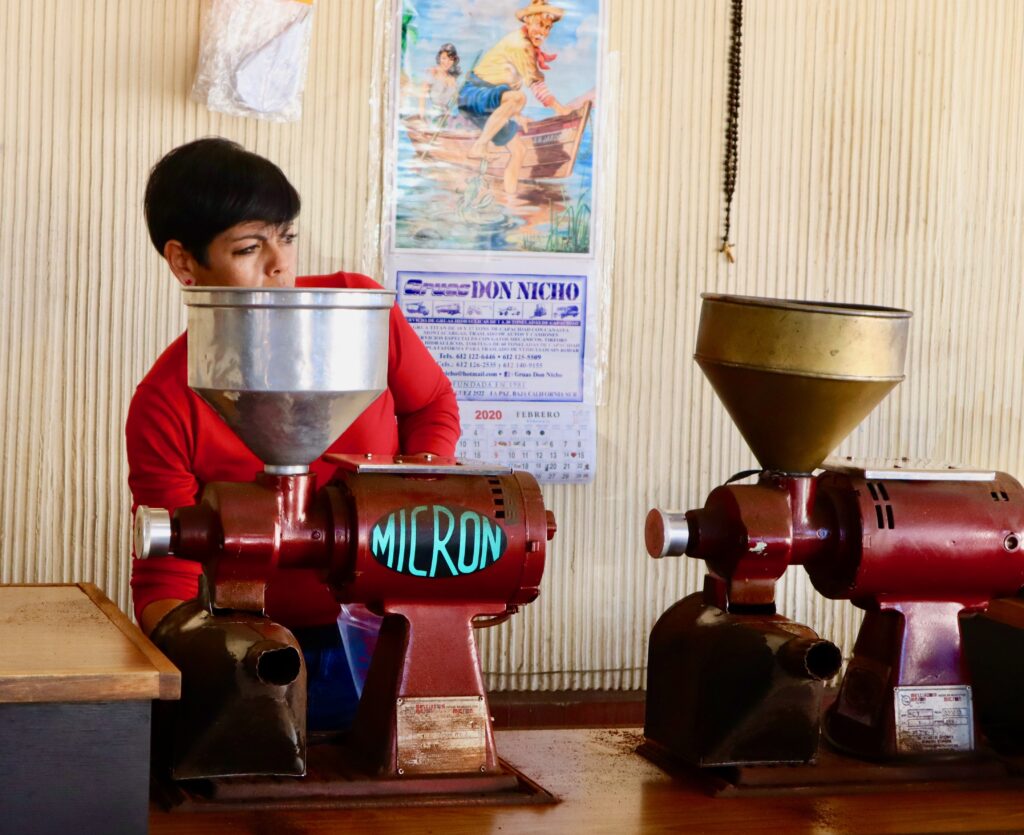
left=163, top=240, right=199, bottom=286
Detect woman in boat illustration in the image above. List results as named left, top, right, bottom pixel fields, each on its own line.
left=457, top=0, right=572, bottom=194
left=418, top=42, right=461, bottom=124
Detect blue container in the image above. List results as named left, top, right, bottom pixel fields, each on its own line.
left=337, top=603, right=383, bottom=697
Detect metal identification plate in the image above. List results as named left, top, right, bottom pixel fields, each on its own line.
left=396, top=696, right=488, bottom=775
left=894, top=685, right=974, bottom=754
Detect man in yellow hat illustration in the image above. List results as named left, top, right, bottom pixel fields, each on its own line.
left=459, top=0, right=572, bottom=194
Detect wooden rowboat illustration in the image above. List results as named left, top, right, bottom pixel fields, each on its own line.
left=403, top=100, right=592, bottom=182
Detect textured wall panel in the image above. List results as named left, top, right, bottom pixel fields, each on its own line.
left=2, top=0, right=1023, bottom=692
left=483, top=0, right=1024, bottom=691
left=0, top=0, right=377, bottom=600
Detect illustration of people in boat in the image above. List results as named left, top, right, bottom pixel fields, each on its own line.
left=402, top=1, right=592, bottom=194
left=458, top=0, right=573, bottom=194
left=418, top=42, right=461, bottom=124
left=394, top=0, right=598, bottom=253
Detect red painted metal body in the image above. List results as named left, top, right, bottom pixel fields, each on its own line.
left=813, top=471, right=1024, bottom=756
left=811, top=472, right=1024, bottom=602
left=174, top=472, right=332, bottom=611
left=686, top=475, right=828, bottom=606
left=165, top=455, right=555, bottom=777
left=678, top=469, right=1024, bottom=758
left=172, top=467, right=550, bottom=612
left=323, top=466, right=549, bottom=608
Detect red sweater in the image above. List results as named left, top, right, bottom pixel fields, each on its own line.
left=127, top=272, right=460, bottom=627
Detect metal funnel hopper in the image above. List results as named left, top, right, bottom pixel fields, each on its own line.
left=695, top=294, right=911, bottom=474
left=184, top=287, right=395, bottom=472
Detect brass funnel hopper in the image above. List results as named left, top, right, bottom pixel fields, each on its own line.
left=695, top=294, right=911, bottom=473
left=184, top=286, right=396, bottom=473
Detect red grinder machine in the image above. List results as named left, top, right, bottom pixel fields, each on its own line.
left=642, top=295, right=1024, bottom=766
left=135, top=287, right=555, bottom=787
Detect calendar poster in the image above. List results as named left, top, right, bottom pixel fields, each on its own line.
left=398, top=268, right=597, bottom=483
left=459, top=402, right=595, bottom=483
left=380, top=0, right=610, bottom=484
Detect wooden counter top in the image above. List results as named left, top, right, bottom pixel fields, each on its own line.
left=149, top=727, right=1024, bottom=834
left=0, top=583, right=179, bottom=702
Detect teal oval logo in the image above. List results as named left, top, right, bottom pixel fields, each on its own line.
left=369, top=504, right=507, bottom=578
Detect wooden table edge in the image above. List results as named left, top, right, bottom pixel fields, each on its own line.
left=78, top=582, right=181, bottom=700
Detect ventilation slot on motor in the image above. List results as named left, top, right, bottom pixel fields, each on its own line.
left=992, top=490, right=1010, bottom=502
left=489, top=478, right=506, bottom=518
left=869, top=481, right=896, bottom=530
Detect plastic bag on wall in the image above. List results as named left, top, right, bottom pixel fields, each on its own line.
left=192, top=0, right=315, bottom=122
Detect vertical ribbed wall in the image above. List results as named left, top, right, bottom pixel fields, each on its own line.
left=482, top=0, right=1024, bottom=691
left=0, top=0, right=378, bottom=588
left=2, top=1, right=1023, bottom=691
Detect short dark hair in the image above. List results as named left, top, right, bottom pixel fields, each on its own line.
left=144, top=137, right=301, bottom=265
left=437, top=43, right=461, bottom=77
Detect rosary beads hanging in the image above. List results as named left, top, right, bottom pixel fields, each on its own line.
left=720, top=0, right=743, bottom=263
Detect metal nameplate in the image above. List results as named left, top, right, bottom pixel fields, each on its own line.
left=325, top=453, right=512, bottom=476
left=396, top=696, right=488, bottom=774
left=894, top=685, right=974, bottom=754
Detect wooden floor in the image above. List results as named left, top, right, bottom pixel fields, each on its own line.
left=150, top=728, right=1024, bottom=834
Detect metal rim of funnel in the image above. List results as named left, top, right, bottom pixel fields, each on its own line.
left=696, top=293, right=911, bottom=383
left=700, top=292, right=912, bottom=320
left=183, top=286, right=396, bottom=309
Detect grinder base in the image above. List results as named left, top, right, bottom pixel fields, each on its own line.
left=152, top=735, right=557, bottom=811
left=643, top=589, right=839, bottom=767
left=639, top=727, right=1019, bottom=797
